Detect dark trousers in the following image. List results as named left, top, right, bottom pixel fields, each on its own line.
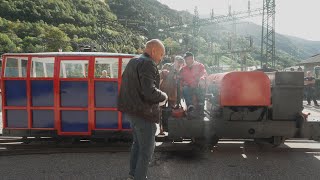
left=182, top=86, right=205, bottom=108
left=306, top=86, right=318, bottom=105
left=125, top=113, right=157, bottom=180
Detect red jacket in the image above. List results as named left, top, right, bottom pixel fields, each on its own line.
left=180, top=61, right=207, bottom=88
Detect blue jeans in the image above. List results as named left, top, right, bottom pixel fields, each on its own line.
left=182, top=86, right=205, bottom=108
left=125, top=113, right=157, bottom=180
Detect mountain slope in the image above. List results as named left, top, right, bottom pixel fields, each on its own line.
left=233, top=22, right=320, bottom=59
left=0, top=0, right=143, bottom=53
left=1, top=0, right=319, bottom=69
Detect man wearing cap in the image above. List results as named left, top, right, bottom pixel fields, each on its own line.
left=180, top=52, right=207, bottom=114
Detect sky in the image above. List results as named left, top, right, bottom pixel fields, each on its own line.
left=158, top=0, right=320, bottom=41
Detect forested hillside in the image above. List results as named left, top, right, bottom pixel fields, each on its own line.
left=0, top=0, right=319, bottom=69
left=0, top=0, right=144, bottom=53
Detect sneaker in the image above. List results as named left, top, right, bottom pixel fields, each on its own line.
left=307, top=103, right=311, bottom=106
left=315, top=104, right=320, bottom=107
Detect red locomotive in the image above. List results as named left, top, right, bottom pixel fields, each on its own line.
left=167, top=71, right=320, bottom=146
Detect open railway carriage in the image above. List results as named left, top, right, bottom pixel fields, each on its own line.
left=1, top=52, right=320, bottom=147
left=1, top=52, right=134, bottom=137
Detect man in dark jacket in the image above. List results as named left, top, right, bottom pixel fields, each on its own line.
left=118, top=39, right=167, bottom=180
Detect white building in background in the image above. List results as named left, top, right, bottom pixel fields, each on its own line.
left=247, top=66, right=260, bottom=71
left=283, top=66, right=304, bottom=72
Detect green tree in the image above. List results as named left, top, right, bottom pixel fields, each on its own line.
left=0, top=33, right=17, bottom=53
left=22, top=36, right=41, bottom=52
left=43, top=26, right=71, bottom=52
left=164, top=37, right=181, bottom=55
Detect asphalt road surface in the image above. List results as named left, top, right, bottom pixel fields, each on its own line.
left=0, top=140, right=320, bottom=180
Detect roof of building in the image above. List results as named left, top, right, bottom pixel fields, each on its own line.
left=2, top=52, right=136, bottom=57
left=298, top=54, right=320, bottom=65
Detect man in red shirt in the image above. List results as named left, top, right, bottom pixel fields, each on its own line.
left=180, top=52, right=207, bottom=114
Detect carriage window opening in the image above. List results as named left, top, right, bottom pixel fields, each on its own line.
left=21, top=59, right=27, bottom=77
left=95, top=58, right=119, bottom=78
left=46, top=63, right=54, bottom=77
left=5, top=58, right=18, bottom=77
left=31, top=57, right=55, bottom=78
left=122, top=58, right=132, bottom=75
left=60, top=60, right=88, bottom=78
left=121, top=58, right=131, bottom=74
left=5, top=57, right=28, bottom=77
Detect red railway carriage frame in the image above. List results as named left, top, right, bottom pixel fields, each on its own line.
left=1, top=53, right=134, bottom=136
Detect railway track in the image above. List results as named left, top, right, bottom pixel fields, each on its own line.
left=1, top=136, right=320, bottom=156
left=0, top=136, right=196, bottom=156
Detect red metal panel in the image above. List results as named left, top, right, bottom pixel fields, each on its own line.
left=88, top=56, right=95, bottom=133
left=1, top=55, right=7, bottom=128
left=3, top=107, right=27, bottom=110
left=56, top=56, right=91, bottom=60
left=58, top=132, right=91, bottom=136
left=207, top=72, right=271, bottom=106
left=56, top=56, right=92, bottom=136
left=54, top=56, right=59, bottom=132
left=2, top=54, right=135, bottom=135
left=1, top=78, right=28, bottom=80
left=59, top=79, right=89, bottom=81
left=27, top=55, right=55, bottom=130
left=90, top=56, right=129, bottom=131
left=30, top=107, right=55, bottom=110
left=27, top=56, right=32, bottom=129
left=59, top=107, right=89, bottom=110
left=55, top=57, right=61, bottom=134
left=93, top=78, right=118, bottom=82
left=30, top=128, right=55, bottom=130
left=30, top=78, right=54, bottom=80
left=118, top=57, right=123, bottom=130
left=94, top=108, right=118, bottom=111
left=94, top=128, right=122, bottom=130
left=5, top=128, right=31, bottom=130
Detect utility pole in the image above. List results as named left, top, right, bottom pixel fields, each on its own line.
left=192, top=6, right=200, bottom=55
left=261, top=0, right=276, bottom=68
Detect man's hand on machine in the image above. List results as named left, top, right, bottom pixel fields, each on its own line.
left=199, top=79, right=206, bottom=89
